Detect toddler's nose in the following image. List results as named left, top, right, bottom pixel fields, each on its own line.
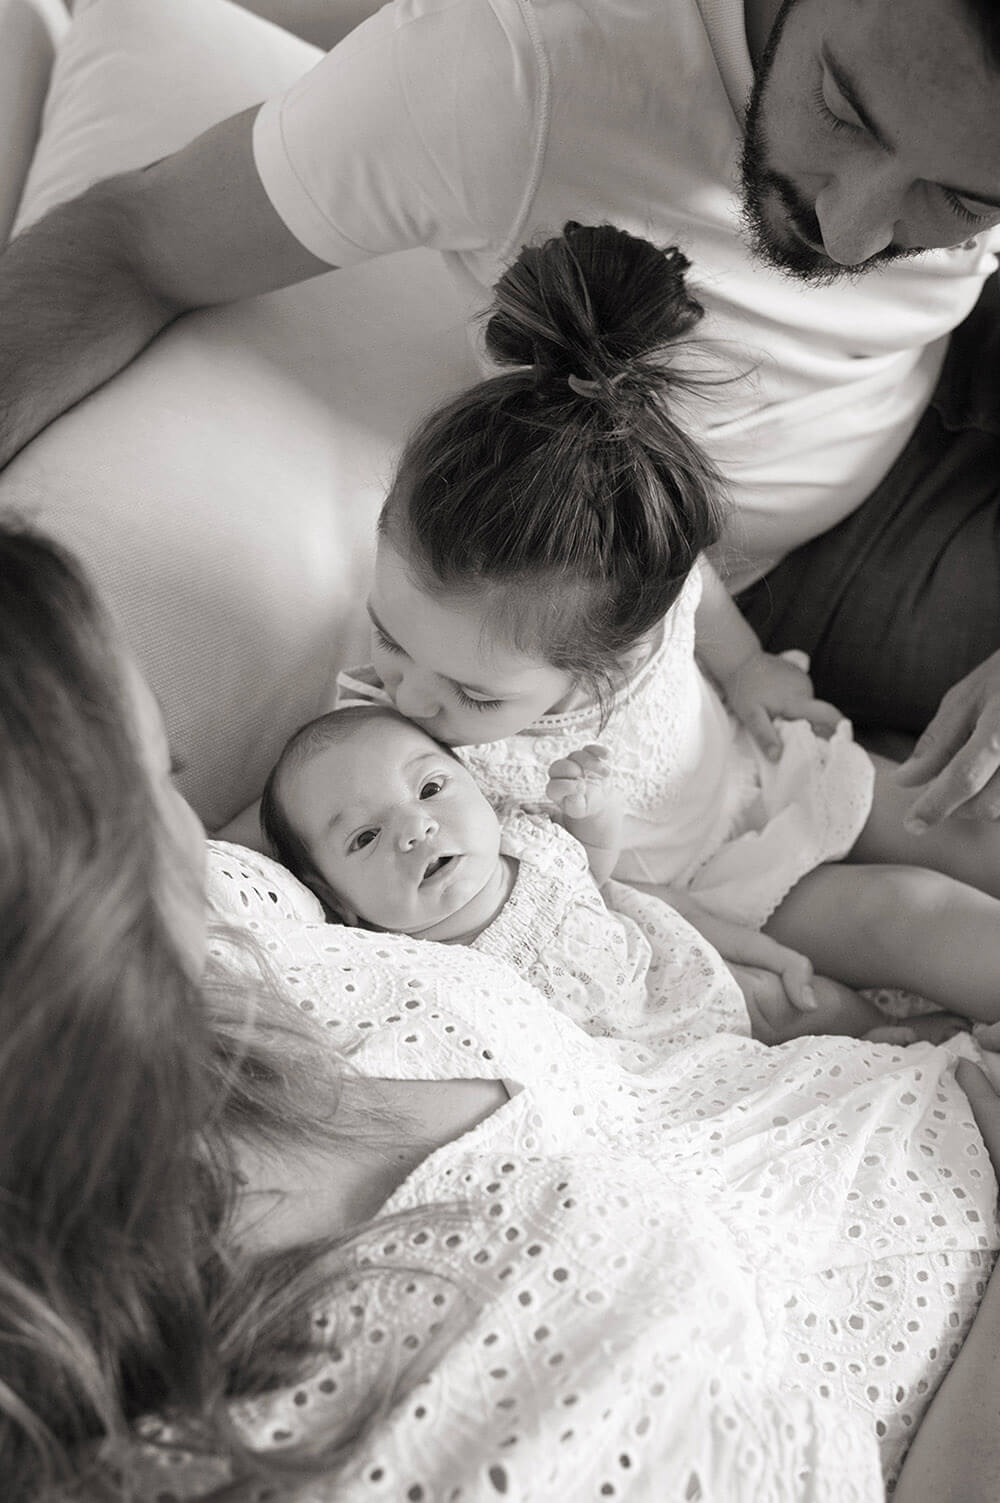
left=393, top=673, right=443, bottom=720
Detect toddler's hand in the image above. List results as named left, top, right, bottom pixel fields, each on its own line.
left=546, top=744, right=613, bottom=820
left=719, top=648, right=844, bottom=761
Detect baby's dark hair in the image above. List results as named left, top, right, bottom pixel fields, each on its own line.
left=380, top=221, right=728, bottom=710
left=260, top=703, right=457, bottom=923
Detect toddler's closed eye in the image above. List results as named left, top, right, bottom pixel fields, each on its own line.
left=373, top=626, right=402, bottom=655
left=454, top=687, right=503, bottom=712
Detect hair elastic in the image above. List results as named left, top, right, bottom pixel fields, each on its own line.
left=567, top=371, right=627, bottom=398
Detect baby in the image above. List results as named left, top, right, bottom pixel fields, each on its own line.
left=260, top=703, right=621, bottom=941
left=260, top=703, right=910, bottom=1048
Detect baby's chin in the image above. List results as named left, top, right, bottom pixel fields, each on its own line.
left=395, top=857, right=510, bottom=944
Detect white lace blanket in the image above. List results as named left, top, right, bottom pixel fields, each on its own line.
left=138, top=843, right=998, bottom=1501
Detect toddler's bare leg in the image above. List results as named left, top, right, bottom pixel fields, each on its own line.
left=764, top=862, right=1000, bottom=1023
left=853, top=754, right=1000, bottom=898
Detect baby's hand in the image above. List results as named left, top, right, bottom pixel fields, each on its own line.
left=546, top=744, right=613, bottom=820
left=719, top=648, right=844, bottom=761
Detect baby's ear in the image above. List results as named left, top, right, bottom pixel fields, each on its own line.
left=314, top=880, right=359, bottom=927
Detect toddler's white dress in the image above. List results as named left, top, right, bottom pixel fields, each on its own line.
left=479, top=803, right=749, bottom=1047
left=139, top=841, right=999, bottom=1501
left=455, top=566, right=875, bottom=928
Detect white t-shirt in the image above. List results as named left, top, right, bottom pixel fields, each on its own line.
left=253, top=0, right=1000, bottom=586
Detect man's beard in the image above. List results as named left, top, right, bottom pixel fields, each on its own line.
left=739, top=0, right=914, bottom=284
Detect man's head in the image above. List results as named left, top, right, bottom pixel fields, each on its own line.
left=261, top=705, right=505, bottom=939
left=740, top=0, right=1000, bottom=282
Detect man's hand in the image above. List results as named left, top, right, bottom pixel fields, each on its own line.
left=895, top=649, right=1000, bottom=830
left=718, top=648, right=844, bottom=761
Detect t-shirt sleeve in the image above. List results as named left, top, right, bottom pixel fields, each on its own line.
left=252, top=0, right=544, bottom=267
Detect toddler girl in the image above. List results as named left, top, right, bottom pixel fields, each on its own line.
left=261, top=702, right=881, bottom=1046
left=338, top=220, right=1000, bottom=1041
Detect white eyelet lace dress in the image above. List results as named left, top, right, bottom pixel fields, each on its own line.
left=137, top=841, right=997, bottom=1502
left=475, top=804, right=750, bottom=1048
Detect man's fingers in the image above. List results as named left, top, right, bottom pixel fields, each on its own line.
left=895, top=691, right=974, bottom=788
left=953, top=768, right=1000, bottom=822
left=903, top=728, right=1000, bottom=830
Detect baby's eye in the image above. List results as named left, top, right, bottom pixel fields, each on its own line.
left=419, top=778, right=444, bottom=799
left=348, top=828, right=379, bottom=853
left=372, top=626, right=403, bottom=655
left=455, top=687, right=504, bottom=712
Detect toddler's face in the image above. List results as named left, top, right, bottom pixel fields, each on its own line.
left=369, top=536, right=578, bottom=746
left=281, top=716, right=504, bottom=938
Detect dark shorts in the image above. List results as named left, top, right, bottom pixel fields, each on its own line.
left=736, top=271, right=1000, bottom=735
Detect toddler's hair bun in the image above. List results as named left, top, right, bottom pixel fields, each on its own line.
left=484, top=222, right=705, bottom=392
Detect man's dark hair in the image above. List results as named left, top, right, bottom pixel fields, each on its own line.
left=964, top=0, right=1000, bottom=69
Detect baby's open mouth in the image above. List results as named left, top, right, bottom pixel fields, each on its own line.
left=422, top=854, right=455, bottom=882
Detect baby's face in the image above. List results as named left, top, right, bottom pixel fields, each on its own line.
left=282, top=716, right=504, bottom=938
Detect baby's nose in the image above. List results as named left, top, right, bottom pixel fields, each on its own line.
left=396, top=809, right=439, bottom=851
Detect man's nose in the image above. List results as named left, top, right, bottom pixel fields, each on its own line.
left=813, top=167, right=900, bottom=266
left=395, top=807, right=439, bottom=851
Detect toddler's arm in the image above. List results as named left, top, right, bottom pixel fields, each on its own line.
left=546, top=744, right=623, bottom=885
left=694, top=559, right=843, bottom=755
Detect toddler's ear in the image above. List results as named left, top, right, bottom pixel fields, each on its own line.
left=617, top=636, right=656, bottom=676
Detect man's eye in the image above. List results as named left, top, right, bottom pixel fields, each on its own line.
left=813, top=75, right=862, bottom=136
left=373, top=626, right=403, bottom=655
left=420, top=779, right=444, bottom=799
left=942, top=187, right=997, bottom=225
left=348, top=828, right=378, bottom=852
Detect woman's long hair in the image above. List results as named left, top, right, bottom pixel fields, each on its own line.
left=0, top=526, right=453, bottom=1500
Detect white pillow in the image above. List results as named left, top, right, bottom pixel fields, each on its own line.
left=1, top=0, right=478, bottom=828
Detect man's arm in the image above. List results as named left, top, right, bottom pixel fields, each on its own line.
left=0, top=106, right=332, bottom=468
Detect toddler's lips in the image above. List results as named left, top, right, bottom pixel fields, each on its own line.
left=421, top=853, right=457, bottom=885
